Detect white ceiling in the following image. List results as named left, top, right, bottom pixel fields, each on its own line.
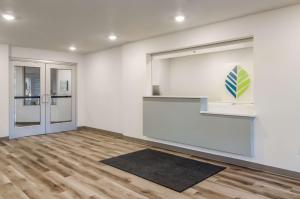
left=0, top=0, right=299, bottom=54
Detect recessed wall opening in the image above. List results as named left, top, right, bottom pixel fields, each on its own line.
left=150, top=38, right=254, bottom=104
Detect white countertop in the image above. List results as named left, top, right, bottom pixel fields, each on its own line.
left=143, top=95, right=208, bottom=99
left=200, top=110, right=256, bottom=118
left=200, top=102, right=256, bottom=118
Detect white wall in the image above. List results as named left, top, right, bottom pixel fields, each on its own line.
left=82, top=5, right=300, bottom=172
left=151, top=59, right=170, bottom=95
left=0, top=44, right=9, bottom=137
left=82, top=48, right=122, bottom=133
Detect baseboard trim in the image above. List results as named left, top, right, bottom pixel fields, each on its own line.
left=78, top=126, right=123, bottom=138
left=0, top=136, right=9, bottom=141
left=78, top=126, right=300, bottom=180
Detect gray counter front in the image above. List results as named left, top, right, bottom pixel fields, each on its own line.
left=143, top=97, right=254, bottom=156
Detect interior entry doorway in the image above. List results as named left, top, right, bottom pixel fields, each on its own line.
left=10, top=60, right=77, bottom=139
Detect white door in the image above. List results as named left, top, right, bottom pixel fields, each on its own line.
left=45, top=64, right=76, bottom=133
left=10, top=61, right=46, bottom=138
left=10, top=61, right=77, bottom=139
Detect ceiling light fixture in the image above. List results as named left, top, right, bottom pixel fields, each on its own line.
left=175, top=15, right=185, bottom=23
left=69, top=46, right=77, bottom=51
left=108, top=34, right=117, bottom=41
left=2, top=14, right=15, bottom=21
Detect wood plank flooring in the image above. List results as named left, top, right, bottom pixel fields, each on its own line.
left=0, top=130, right=299, bottom=199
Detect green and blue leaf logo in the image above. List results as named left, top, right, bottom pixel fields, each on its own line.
left=225, top=66, right=251, bottom=98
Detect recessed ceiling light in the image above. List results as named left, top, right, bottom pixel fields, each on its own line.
left=69, top=46, right=77, bottom=51
left=175, top=15, right=185, bottom=23
left=2, top=14, right=15, bottom=21
left=108, top=34, right=117, bottom=41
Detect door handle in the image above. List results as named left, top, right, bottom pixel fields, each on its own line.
left=46, top=94, right=51, bottom=104
left=42, top=94, right=51, bottom=104
left=41, top=94, right=47, bottom=104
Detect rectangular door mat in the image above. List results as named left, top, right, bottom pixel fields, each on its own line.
left=100, top=149, right=225, bottom=192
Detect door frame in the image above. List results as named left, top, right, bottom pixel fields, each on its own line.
left=9, top=57, right=77, bottom=139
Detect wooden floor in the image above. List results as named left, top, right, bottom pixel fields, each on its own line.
left=0, top=130, right=299, bottom=199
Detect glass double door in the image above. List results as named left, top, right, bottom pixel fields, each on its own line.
left=10, top=61, right=76, bottom=139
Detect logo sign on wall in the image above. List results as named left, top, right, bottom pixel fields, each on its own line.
left=225, top=66, right=251, bottom=98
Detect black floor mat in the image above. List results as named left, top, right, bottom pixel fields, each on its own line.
left=100, top=149, right=225, bottom=192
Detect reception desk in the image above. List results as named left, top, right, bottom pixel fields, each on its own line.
left=143, top=96, right=255, bottom=156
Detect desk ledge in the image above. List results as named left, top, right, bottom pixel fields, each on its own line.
left=200, top=111, right=256, bottom=118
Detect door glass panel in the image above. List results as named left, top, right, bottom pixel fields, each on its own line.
left=14, top=66, right=41, bottom=127
left=50, top=69, right=72, bottom=124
